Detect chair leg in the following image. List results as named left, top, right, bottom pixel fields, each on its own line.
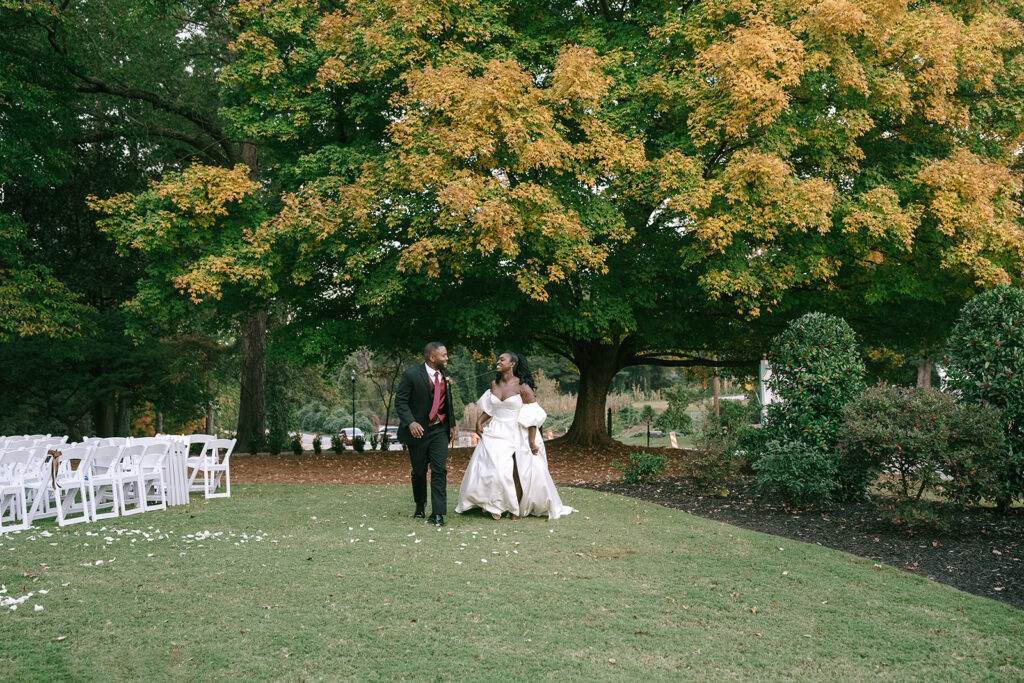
left=26, top=486, right=53, bottom=523
left=56, top=483, right=90, bottom=526
left=0, top=489, right=27, bottom=533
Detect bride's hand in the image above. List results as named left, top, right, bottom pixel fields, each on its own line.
left=529, top=440, right=539, bottom=454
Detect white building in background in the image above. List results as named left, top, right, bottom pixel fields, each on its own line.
left=758, top=359, right=775, bottom=423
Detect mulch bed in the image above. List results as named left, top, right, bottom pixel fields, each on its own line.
left=231, top=443, right=1023, bottom=611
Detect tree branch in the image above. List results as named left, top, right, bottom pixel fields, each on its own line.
left=628, top=353, right=758, bottom=368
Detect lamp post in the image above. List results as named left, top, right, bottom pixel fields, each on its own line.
left=350, top=369, right=357, bottom=445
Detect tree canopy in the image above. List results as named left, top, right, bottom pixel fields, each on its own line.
left=6, top=0, right=1024, bottom=443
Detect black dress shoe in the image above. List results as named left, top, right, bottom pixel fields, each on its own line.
left=427, top=514, right=445, bottom=527
left=413, top=509, right=425, bottom=519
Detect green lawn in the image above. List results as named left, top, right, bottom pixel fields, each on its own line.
left=1, top=485, right=1021, bottom=681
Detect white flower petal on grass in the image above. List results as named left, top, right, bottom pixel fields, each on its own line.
left=481, top=559, right=487, bottom=563
left=38, top=590, right=47, bottom=595
left=34, top=605, right=43, bottom=612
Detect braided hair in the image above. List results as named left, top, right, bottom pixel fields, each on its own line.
left=496, top=351, right=536, bottom=391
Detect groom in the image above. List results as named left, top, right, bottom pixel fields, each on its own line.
left=395, top=342, right=455, bottom=526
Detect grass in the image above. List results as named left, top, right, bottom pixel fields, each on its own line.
left=1, top=485, right=1021, bottom=681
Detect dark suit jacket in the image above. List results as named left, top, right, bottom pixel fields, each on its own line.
left=395, top=365, right=456, bottom=444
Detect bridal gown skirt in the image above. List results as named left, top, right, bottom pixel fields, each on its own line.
left=455, top=392, right=574, bottom=520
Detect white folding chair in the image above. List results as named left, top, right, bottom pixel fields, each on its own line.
left=51, top=445, right=95, bottom=526
left=0, top=450, right=29, bottom=533
left=115, top=445, right=146, bottom=516
left=189, top=438, right=235, bottom=499
left=139, top=442, right=170, bottom=512
left=186, top=437, right=214, bottom=491
left=19, top=447, right=55, bottom=523
left=87, top=445, right=124, bottom=521
left=5, top=438, right=37, bottom=451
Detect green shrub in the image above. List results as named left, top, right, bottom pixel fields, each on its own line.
left=312, top=434, right=322, bottom=454
left=839, top=386, right=1007, bottom=521
left=322, top=409, right=373, bottom=436
left=653, top=384, right=699, bottom=435
left=352, top=435, right=366, bottom=453
left=688, top=422, right=738, bottom=493
left=331, top=434, right=346, bottom=453
left=945, top=286, right=1024, bottom=511
left=247, top=430, right=267, bottom=455
left=290, top=434, right=303, bottom=455
left=639, top=404, right=656, bottom=423
left=613, top=451, right=668, bottom=484
left=369, top=431, right=380, bottom=450
left=735, top=424, right=769, bottom=468
left=940, top=403, right=1011, bottom=508
left=295, top=401, right=328, bottom=432
left=616, top=405, right=642, bottom=429
left=753, top=438, right=838, bottom=507
left=765, top=312, right=865, bottom=454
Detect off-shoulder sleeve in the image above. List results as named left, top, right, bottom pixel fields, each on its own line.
left=517, top=402, right=546, bottom=429
left=476, top=390, right=493, bottom=414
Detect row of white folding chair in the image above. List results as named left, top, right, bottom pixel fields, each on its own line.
left=1, top=435, right=67, bottom=452
left=0, top=442, right=170, bottom=531
left=88, top=443, right=169, bottom=520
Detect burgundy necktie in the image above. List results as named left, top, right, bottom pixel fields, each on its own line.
left=428, top=371, right=443, bottom=422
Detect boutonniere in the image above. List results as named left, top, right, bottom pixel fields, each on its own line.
left=444, top=376, right=452, bottom=385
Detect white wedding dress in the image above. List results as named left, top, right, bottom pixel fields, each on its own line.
left=455, top=390, right=575, bottom=520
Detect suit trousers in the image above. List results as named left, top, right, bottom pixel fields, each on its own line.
left=408, top=425, right=448, bottom=515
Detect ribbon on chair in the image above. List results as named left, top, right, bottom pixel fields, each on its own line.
left=47, top=449, right=62, bottom=489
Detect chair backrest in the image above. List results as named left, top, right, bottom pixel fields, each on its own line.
left=187, top=434, right=213, bottom=456
left=87, top=438, right=120, bottom=447
left=54, top=445, right=95, bottom=483
left=130, top=436, right=165, bottom=446
left=118, top=444, right=146, bottom=472
left=140, top=442, right=170, bottom=469
left=90, top=445, right=125, bottom=476
left=208, top=438, right=237, bottom=464
left=7, top=447, right=47, bottom=480
left=0, top=449, right=32, bottom=482
left=6, top=438, right=36, bottom=450
left=35, top=436, right=68, bottom=449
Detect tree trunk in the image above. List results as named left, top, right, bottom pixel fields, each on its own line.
left=236, top=308, right=267, bottom=452
left=116, top=393, right=131, bottom=437
left=563, top=342, right=622, bottom=446
left=154, top=410, right=163, bottom=435
left=100, top=398, right=115, bottom=438
left=916, top=358, right=933, bottom=389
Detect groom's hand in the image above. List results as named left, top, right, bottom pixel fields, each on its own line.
left=409, top=422, right=424, bottom=439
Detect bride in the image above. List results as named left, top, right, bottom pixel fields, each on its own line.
left=455, top=352, right=574, bottom=520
